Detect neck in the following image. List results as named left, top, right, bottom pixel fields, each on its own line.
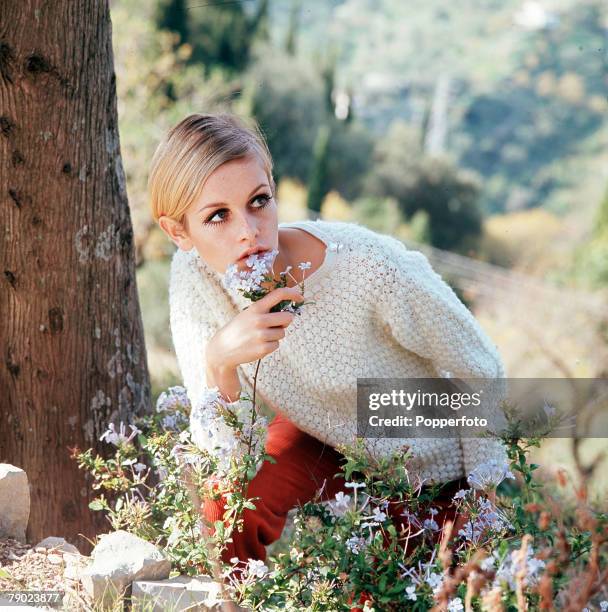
left=269, top=228, right=298, bottom=288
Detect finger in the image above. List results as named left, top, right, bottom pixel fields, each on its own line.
left=259, top=311, right=295, bottom=328
left=262, top=340, right=280, bottom=353
left=260, top=327, right=286, bottom=341
left=250, top=287, right=305, bottom=313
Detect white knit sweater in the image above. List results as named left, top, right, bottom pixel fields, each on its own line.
left=168, top=219, right=508, bottom=485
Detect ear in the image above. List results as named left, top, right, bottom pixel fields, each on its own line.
left=158, top=215, right=194, bottom=251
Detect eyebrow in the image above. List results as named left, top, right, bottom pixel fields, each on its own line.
left=197, top=183, right=269, bottom=213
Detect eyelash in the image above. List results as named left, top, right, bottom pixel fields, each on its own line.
left=202, top=194, right=272, bottom=227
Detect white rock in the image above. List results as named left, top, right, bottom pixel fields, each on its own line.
left=64, top=551, right=88, bottom=565
left=0, top=464, right=30, bottom=542
left=80, top=530, right=171, bottom=609
left=63, top=551, right=89, bottom=581
left=35, top=536, right=80, bottom=555
left=64, top=563, right=83, bottom=581
left=131, top=575, right=226, bottom=611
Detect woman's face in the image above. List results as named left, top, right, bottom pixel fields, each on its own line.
left=161, top=154, right=279, bottom=275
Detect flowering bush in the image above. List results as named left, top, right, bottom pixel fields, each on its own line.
left=72, top=248, right=608, bottom=610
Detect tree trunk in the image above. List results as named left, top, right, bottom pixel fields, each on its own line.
left=0, top=1, right=151, bottom=553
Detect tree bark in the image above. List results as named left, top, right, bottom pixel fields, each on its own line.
left=0, top=1, right=151, bottom=553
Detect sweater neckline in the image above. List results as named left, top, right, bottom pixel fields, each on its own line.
left=278, top=220, right=337, bottom=288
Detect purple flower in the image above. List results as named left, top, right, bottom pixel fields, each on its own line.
left=100, top=422, right=141, bottom=446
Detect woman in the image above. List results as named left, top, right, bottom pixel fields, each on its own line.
left=149, top=113, right=507, bottom=573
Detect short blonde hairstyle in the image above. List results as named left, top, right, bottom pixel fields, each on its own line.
left=148, top=113, right=275, bottom=229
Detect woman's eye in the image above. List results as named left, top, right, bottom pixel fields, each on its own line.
left=252, top=194, right=271, bottom=207
left=205, top=209, right=228, bottom=225
left=203, top=194, right=272, bottom=226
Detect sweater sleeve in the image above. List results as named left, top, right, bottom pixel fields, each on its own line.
left=375, top=236, right=509, bottom=478
left=168, top=249, right=217, bottom=410
left=169, top=249, right=267, bottom=480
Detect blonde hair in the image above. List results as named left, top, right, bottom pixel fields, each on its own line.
left=148, top=113, right=275, bottom=229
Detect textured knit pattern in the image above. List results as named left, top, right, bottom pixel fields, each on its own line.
left=168, top=219, right=508, bottom=485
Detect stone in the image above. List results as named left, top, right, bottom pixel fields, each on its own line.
left=47, top=553, right=63, bottom=565
left=64, top=562, right=83, bottom=581
left=131, top=574, right=225, bottom=611
left=34, top=536, right=80, bottom=555
left=63, top=551, right=89, bottom=582
left=80, top=530, right=171, bottom=609
left=0, top=464, right=30, bottom=543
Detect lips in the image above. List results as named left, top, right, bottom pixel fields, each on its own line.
left=238, top=247, right=268, bottom=261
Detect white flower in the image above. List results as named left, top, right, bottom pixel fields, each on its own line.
left=600, top=601, right=608, bottom=611
left=423, top=518, right=439, bottom=531
left=245, top=558, right=268, bottom=578
left=100, top=422, right=141, bottom=446
left=298, top=261, right=312, bottom=270
left=178, top=430, right=191, bottom=443
left=167, top=525, right=182, bottom=546
left=189, top=387, right=267, bottom=477
left=360, top=505, right=388, bottom=528
left=156, top=385, right=191, bottom=413
left=133, top=462, right=147, bottom=474
left=479, top=555, right=495, bottom=571
left=428, top=507, right=439, bottom=516
left=345, top=535, right=367, bottom=554
left=492, top=545, right=545, bottom=590
left=327, top=241, right=344, bottom=253
left=467, top=458, right=516, bottom=491
left=344, top=481, right=366, bottom=489
left=542, top=398, right=557, bottom=418
left=371, top=507, right=387, bottom=522
left=223, top=249, right=278, bottom=294
left=161, top=412, right=188, bottom=431
left=405, top=584, right=417, bottom=601
left=458, top=496, right=512, bottom=544
left=425, top=571, right=444, bottom=594
left=328, top=491, right=352, bottom=517
left=447, top=597, right=464, bottom=611
left=452, top=489, right=469, bottom=501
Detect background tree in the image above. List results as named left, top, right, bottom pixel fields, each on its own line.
left=284, top=0, right=301, bottom=56
left=156, top=0, right=270, bottom=75
left=364, top=120, right=483, bottom=252
left=307, top=123, right=331, bottom=215
left=0, top=0, right=151, bottom=552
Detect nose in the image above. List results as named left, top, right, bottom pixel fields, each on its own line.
left=237, top=212, right=260, bottom=244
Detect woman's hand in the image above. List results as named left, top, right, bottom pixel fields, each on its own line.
left=207, top=286, right=305, bottom=371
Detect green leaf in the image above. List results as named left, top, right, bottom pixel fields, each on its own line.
left=89, top=499, right=105, bottom=511
left=379, top=575, right=387, bottom=592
